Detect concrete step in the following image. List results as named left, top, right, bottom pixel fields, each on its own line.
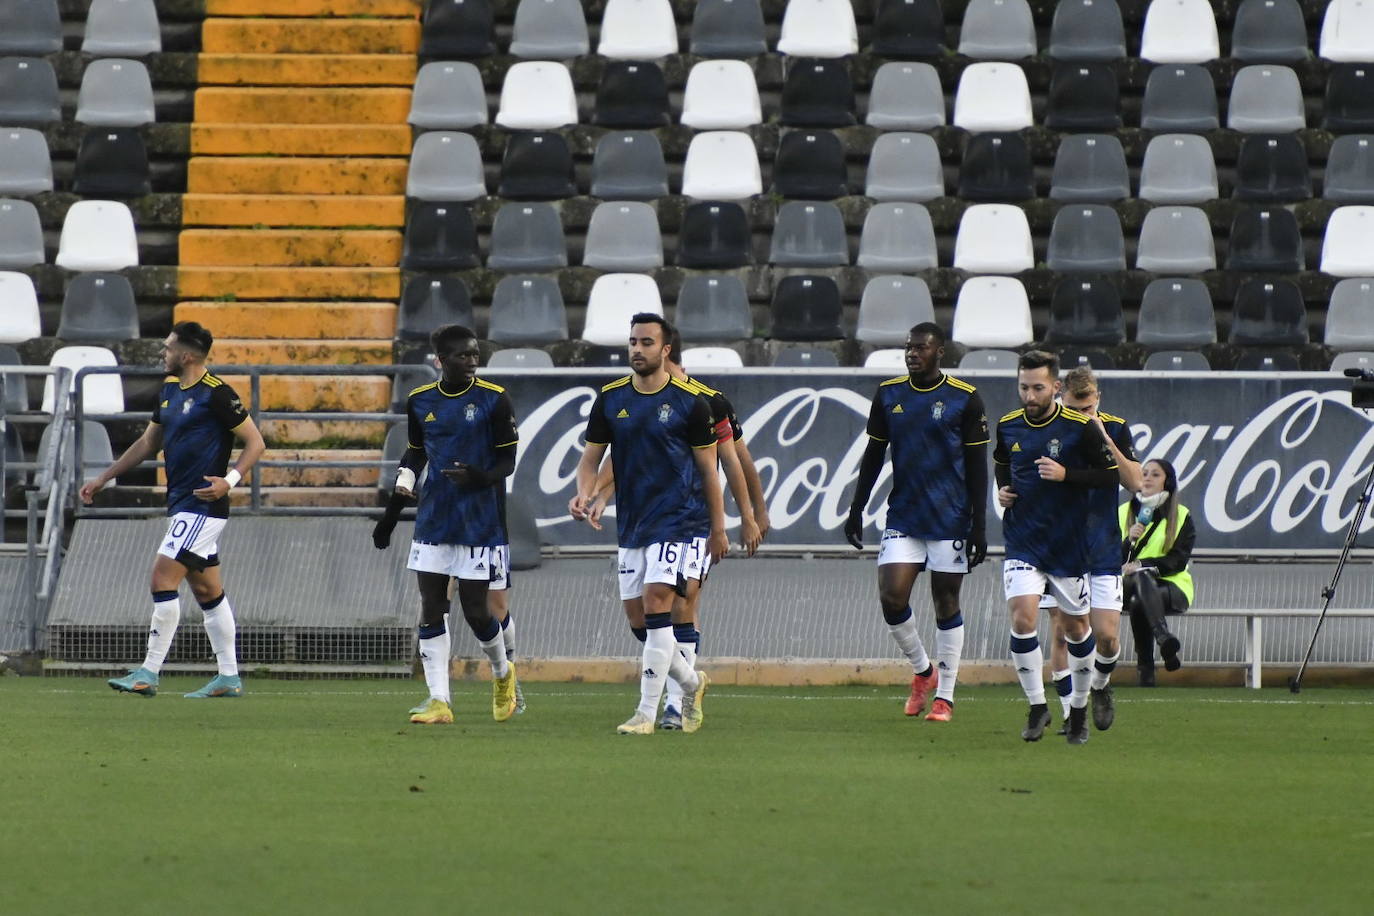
left=175, top=301, right=397, bottom=339
left=218, top=373, right=391, bottom=412
left=178, top=266, right=400, bottom=299
left=202, top=18, right=421, bottom=55
left=195, top=87, right=412, bottom=124
left=187, top=157, right=407, bottom=194
left=190, top=124, right=412, bottom=156
left=196, top=53, right=417, bottom=87
left=181, top=193, right=405, bottom=227
left=260, top=418, right=391, bottom=447
left=179, top=229, right=403, bottom=267
left=258, top=449, right=383, bottom=487
left=205, top=1, right=420, bottom=21
left=210, top=339, right=394, bottom=365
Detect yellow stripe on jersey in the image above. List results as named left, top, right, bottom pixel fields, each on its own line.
left=669, top=377, right=700, bottom=395
left=1099, top=410, right=1125, bottom=424
left=495, top=439, right=519, bottom=448
left=408, top=381, right=438, bottom=397
left=944, top=375, right=976, bottom=393
left=475, top=378, right=506, bottom=393
left=879, top=375, right=909, bottom=386
left=1060, top=407, right=1091, bottom=424
left=202, top=373, right=223, bottom=387
left=1000, top=408, right=1025, bottom=423
left=601, top=376, right=632, bottom=392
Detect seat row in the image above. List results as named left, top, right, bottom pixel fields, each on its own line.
left=0, top=198, right=138, bottom=271
left=0, top=271, right=139, bottom=344
left=0, top=127, right=152, bottom=198
left=0, top=56, right=157, bottom=126
left=0, top=0, right=162, bottom=57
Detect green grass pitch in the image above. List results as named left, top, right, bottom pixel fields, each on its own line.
left=4, top=677, right=1369, bottom=914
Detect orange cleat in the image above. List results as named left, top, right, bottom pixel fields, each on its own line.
left=903, top=668, right=938, bottom=716
left=924, top=698, right=953, bottom=722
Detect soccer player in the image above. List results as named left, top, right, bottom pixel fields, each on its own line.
left=994, top=351, right=1119, bottom=745
left=845, top=322, right=989, bottom=723
left=569, top=313, right=726, bottom=735
left=372, top=324, right=520, bottom=726
left=81, top=322, right=265, bottom=699
left=486, top=492, right=524, bottom=713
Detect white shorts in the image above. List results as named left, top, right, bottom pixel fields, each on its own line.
left=408, top=541, right=509, bottom=584
left=877, top=530, right=969, bottom=574
left=1004, top=559, right=1090, bottom=616
left=617, top=541, right=688, bottom=601
left=683, top=535, right=712, bottom=583
left=1039, top=573, right=1123, bottom=612
left=157, top=512, right=226, bottom=571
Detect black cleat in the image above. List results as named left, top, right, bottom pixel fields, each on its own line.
left=1090, top=685, right=1115, bottom=731
left=1022, top=704, right=1051, bottom=742
left=1137, top=667, right=1156, bottom=687
left=1066, top=706, right=1089, bottom=745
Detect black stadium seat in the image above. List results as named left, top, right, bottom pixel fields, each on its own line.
left=402, top=201, right=480, bottom=271
left=72, top=128, right=150, bottom=197
left=419, top=0, right=494, bottom=58
left=780, top=58, right=856, bottom=127
left=497, top=132, right=577, bottom=200
left=771, top=130, right=848, bottom=199
left=677, top=201, right=751, bottom=268
left=593, top=61, right=669, bottom=129
left=958, top=132, right=1034, bottom=201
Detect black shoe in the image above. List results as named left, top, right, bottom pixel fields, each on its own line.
left=1066, top=706, right=1089, bottom=745
left=1021, top=703, right=1051, bottom=742
left=1160, top=635, right=1182, bottom=672
left=1090, top=685, right=1115, bottom=731
left=1137, top=667, right=1156, bottom=687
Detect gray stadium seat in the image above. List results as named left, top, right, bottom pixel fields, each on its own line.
left=0, top=0, right=61, bottom=54
left=958, top=0, right=1036, bottom=59
left=0, top=57, right=59, bottom=125
left=1234, top=351, right=1301, bottom=371
left=83, top=0, right=161, bottom=56
left=1330, top=351, right=1374, bottom=373
left=769, top=201, right=849, bottom=267
left=1138, top=134, right=1218, bottom=203
left=1324, top=279, right=1374, bottom=349
left=582, top=201, right=663, bottom=271
left=1228, top=65, right=1305, bottom=132
left=1049, top=134, right=1129, bottom=202
left=589, top=132, right=668, bottom=200
left=509, top=0, right=589, bottom=58
left=958, top=349, right=1019, bottom=371
left=690, top=0, right=767, bottom=57
left=856, top=203, right=937, bottom=272
left=1045, top=205, right=1126, bottom=273
left=1135, top=206, right=1215, bottom=273
left=773, top=348, right=840, bottom=368
left=865, top=132, right=944, bottom=202
left=406, top=131, right=485, bottom=201
left=396, top=276, right=473, bottom=341
left=507, top=490, right=542, bottom=570
left=855, top=276, right=935, bottom=346
left=487, top=275, right=569, bottom=345
left=675, top=275, right=753, bottom=342
left=408, top=61, right=486, bottom=128
left=487, top=202, right=567, bottom=271
left=0, top=128, right=52, bottom=195
left=1140, top=65, right=1219, bottom=132
left=1136, top=278, right=1218, bottom=346
left=1324, top=136, right=1374, bottom=203
left=1047, top=0, right=1126, bottom=61
left=56, top=273, right=138, bottom=342
left=865, top=63, right=944, bottom=130
left=76, top=59, right=155, bottom=126
left=0, top=199, right=43, bottom=268
left=1143, top=350, right=1212, bottom=371
left=1231, top=0, right=1309, bottom=63
left=487, top=348, right=555, bottom=369
left=36, top=421, right=113, bottom=490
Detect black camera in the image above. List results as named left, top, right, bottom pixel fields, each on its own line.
left=1343, top=368, right=1374, bottom=408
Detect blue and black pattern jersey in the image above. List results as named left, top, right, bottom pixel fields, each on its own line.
left=1086, top=411, right=1137, bottom=574
left=993, top=404, right=1116, bottom=576
left=865, top=373, right=989, bottom=541
left=680, top=375, right=741, bottom=538
left=152, top=372, right=249, bottom=519
left=407, top=376, right=518, bottom=547
left=584, top=375, right=717, bottom=549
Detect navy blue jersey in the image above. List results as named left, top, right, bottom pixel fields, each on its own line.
left=680, top=375, right=740, bottom=538
left=1086, top=411, right=1137, bottom=574
left=993, top=404, right=1116, bottom=576
left=152, top=373, right=249, bottom=519
left=407, top=377, right=518, bottom=547
left=866, top=373, right=989, bottom=541
left=585, top=375, right=716, bottom=549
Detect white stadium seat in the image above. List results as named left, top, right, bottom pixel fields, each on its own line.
left=598, top=0, right=678, bottom=59
left=953, top=204, right=1033, bottom=273
left=681, top=132, right=762, bottom=200
left=863, top=349, right=907, bottom=369
left=55, top=200, right=137, bottom=271
left=777, top=0, right=859, bottom=57
left=41, top=345, right=123, bottom=415
left=680, top=60, right=761, bottom=129
left=1320, top=0, right=1374, bottom=62
left=952, top=277, right=1033, bottom=348
left=495, top=61, right=577, bottom=129
left=681, top=347, right=744, bottom=370
left=1140, top=0, right=1220, bottom=63
left=582, top=273, right=663, bottom=345
left=952, top=62, right=1033, bottom=132
left=1321, top=206, right=1374, bottom=277
left=0, top=272, right=41, bottom=343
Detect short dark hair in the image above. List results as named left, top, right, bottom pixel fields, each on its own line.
left=170, top=321, right=213, bottom=356
left=908, top=321, right=946, bottom=346
left=666, top=326, right=683, bottom=366
left=1018, top=349, right=1059, bottom=378
left=430, top=324, right=477, bottom=355
left=629, top=312, right=672, bottom=346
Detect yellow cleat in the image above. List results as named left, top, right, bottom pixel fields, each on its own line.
left=681, top=671, right=710, bottom=734
left=616, top=711, right=655, bottom=735
left=408, top=697, right=453, bottom=725
left=493, top=662, right=518, bottom=722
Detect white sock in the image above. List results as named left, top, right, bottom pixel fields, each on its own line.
left=665, top=627, right=698, bottom=711
left=1067, top=631, right=1097, bottom=709
left=500, top=613, right=515, bottom=661
left=637, top=625, right=675, bottom=718
left=200, top=594, right=238, bottom=677
left=479, top=628, right=509, bottom=679
left=142, top=590, right=181, bottom=674
left=888, top=609, right=931, bottom=674
left=934, top=614, right=964, bottom=703
left=1053, top=669, right=1072, bottom=718
left=419, top=628, right=451, bottom=704
left=1010, top=630, right=1046, bottom=705
left=1091, top=647, right=1120, bottom=690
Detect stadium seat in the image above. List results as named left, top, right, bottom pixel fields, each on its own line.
left=1044, top=64, right=1121, bottom=131
left=1140, top=0, right=1219, bottom=63
left=1324, top=65, right=1374, bottom=132
left=957, top=0, right=1036, bottom=60
left=390, top=355, right=439, bottom=413
left=582, top=345, right=629, bottom=367
left=1228, top=66, right=1305, bottom=133
left=865, top=132, right=944, bottom=202
left=495, top=61, right=577, bottom=129
left=865, top=62, right=944, bottom=130
left=396, top=276, right=474, bottom=341
left=681, top=347, right=744, bottom=370
left=957, top=132, right=1034, bottom=201
left=1234, top=351, right=1301, bottom=371
left=862, top=349, right=905, bottom=369
left=1058, top=347, right=1116, bottom=370
left=773, top=348, right=839, bottom=367
left=487, top=275, right=569, bottom=344
left=690, top=0, right=767, bottom=57
left=72, top=128, right=151, bottom=197
left=1330, top=351, right=1374, bottom=372
left=408, top=62, right=486, bottom=129
left=0, top=128, right=52, bottom=195
left=0, top=344, right=28, bottom=413
left=1229, top=278, right=1308, bottom=345
left=1045, top=277, right=1125, bottom=345
left=1138, top=134, right=1218, bottom=203
left=855, top=276, right=934, bottom=346
left=777, top=0, right=859, bottom=57
left=1325, top=136, right=1374, bottom=204
left=675, top=275, right=753, bottom=341
left=680, top=60, right=762, bottom=130
left=509, top=0, right=589, bottom=58
left=958, top=348, right=1019, bottom=370
left=1049, top=135, right=1129, bottom=202
left=35, top=420, right=114, bottom=489
left=487, top=202, right=567, bottom=271
left=1134, top=206, right=1215, bottom=273
left=590, top=132, right=668, bottom=200
left=953, top=204, right=1033, bottom=273
left=1140, top=64, right=1219, bottom=131
left=856, top=203, right=937, bottom=271
left=1326, top=279, right=1374, bottom=349
left=1320, top=207, right=1374, bottom=276
left=1136, top=278, right=1217, bottom=346
left=1044, top=205, right=1126, bottom=273
left=770, top=275, right=844, bottom=340
left=598, top=0, right=678, bottom=59
left=56, top=273, right=138, bottom=342
left=583, top=273, right=663, bottom=345
left=0, top=0, right=61, bottom=54
left=781, top=58, right=856, bottom=127
left=583, top=201, right=664, bottom=271
left=1226, top=206, right=1304, bottom=272
left=76, top=59, right=154, bottom=126
left=402, top=202, right=480, bottom=271
left=682, top=132, right=762, bottom=200
left=1144, top=350, right=1211, bottom=370
left=0, top=199, right=43, bottom=268
left=677, top=201, right=751, bottom=268
left=1047, top=0, right=1125, bottom=61
left=406, top=131, right=485, bottom=201
left=41, top=346, right=122, bottom=415
left=0, top=272, right=41, bottom=343
left=497, top=132, right=576, bottom=200
left=593, top=60, right=669, bottom=128
left=488, top=348, right=554, bottom=369
left=870, top=0, right=945, bottom=58
left=83, top=0, right=160, bottom=56
left=1230, top=0, right=1308, bottom=62
left=420, top=0, right=494, bottom=58
left=952, top=63, right=1032, bottom=133
left=951, top=277, right=1032, bottom=348
left=1320, top=0, right=1374, bottom=62
left=1233, top=134, right=1312, bottom=202
left=772, top=130, right=847, bottom=199
left=0, top=57, right=59, bottom=125
left=769, top=201, right=849, bottom=267
left=55, top=200, right=137, bottom=271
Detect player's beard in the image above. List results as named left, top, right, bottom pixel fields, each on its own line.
left=631, top=353, right=661, bottom=377
left=1023, top=397, right=1054, bottom=421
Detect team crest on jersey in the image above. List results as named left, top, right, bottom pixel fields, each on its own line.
left=181, top=399, right=193, bottom=414
left=464, top=403, right=477, bottom=422
left=1048, top=438, right=1062, bottom=458
left=931, top=400, right=945, bottom=420
left=658, top=403, right=673, bottom=423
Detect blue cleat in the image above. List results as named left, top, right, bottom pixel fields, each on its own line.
left=184, top=674, right=244, bottom=699
left=108, top=667, right=159, bottom=697
left=659, top=705, right=683, bottom=730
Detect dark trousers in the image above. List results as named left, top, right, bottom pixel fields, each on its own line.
left=1124, top=570, right=1189, bottom=670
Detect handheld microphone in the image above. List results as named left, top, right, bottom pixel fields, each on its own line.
left=1137, top=504, right=1154, bottom=526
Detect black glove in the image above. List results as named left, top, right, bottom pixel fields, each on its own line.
left=844, top=505, right=864, bottom=550
left=968, top=529, right=988, bottom=569
left=372, top=515, right=397, bottom=550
